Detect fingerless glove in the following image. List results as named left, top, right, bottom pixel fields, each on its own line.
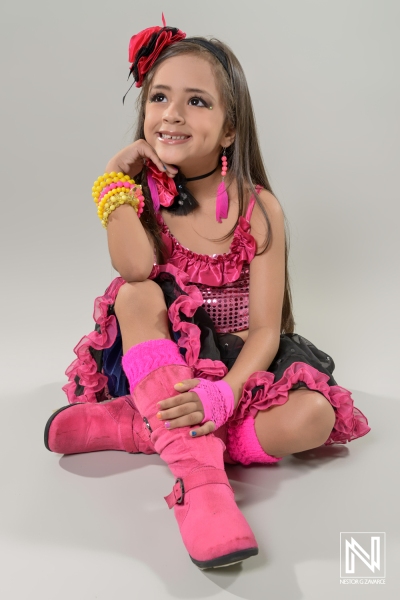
left=191, top=379, right=235, bottom=430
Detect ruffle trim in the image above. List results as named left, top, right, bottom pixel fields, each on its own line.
left=230, top=362, right=371, bottom=445
left=62, top=267, right=370, bottom=447
left=62, top=276, right=126, bottom=404
left=62, top=262, right=229, bottom=404
left=158, top=214, right=257, bottom=286
left=150, top=263, right=228, bottom=381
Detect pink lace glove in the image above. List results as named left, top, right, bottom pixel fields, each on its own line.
left=190, top=379, right=235, bottom=430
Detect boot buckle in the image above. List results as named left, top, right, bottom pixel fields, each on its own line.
left=175, top=478, right=185, bottom=504
left=143, top=416, right=153, bottom=433
left=165, top=478, right=185, bottom=508
left=164, top=471, right=231, bottom=509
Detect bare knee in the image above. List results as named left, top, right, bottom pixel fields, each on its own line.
left=114, top=280, right=170, bottom=352
left=114, top=280, right=166, bottom=319
left=254, top=389, right=336, bottom=457
left=294, top=391, right=336, bottom=446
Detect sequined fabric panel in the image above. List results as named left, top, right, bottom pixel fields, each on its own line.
left=192, top=263, right=250, bottom=333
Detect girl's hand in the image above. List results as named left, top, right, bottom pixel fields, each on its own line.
left=156, top=379, right=216, bottom=437
left=105, top=139, right=178, bottom=179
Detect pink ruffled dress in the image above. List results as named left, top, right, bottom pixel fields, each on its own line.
left=62, top=187, right=370, bottom=464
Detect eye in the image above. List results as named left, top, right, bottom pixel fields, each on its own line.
left=149, top=93, right=167, bottom=103
left=189, top=96, right=207, bottom=107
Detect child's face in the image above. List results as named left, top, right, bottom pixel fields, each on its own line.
left=144, top=54, right=233, bottom=174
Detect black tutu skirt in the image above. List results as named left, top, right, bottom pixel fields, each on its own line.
left=63, top=265, right=370, bottom=446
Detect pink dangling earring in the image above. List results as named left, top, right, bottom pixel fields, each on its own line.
left=216, top=148, right=229, bottom=223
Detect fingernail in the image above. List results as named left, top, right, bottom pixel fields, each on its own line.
left=175, top=382, right=184, bottom=387
left=164, top=421, right=171, bottom=429
left=156, top=412, right=162, bottom=420
left=163, top=164, right=167, bottom=170
left=190, top=431, right=197, bottom=437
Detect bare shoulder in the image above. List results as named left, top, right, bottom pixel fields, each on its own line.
left=248, top=187, right=285, bottom=243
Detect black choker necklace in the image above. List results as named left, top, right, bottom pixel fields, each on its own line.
left=169, top=165, right=218, bottom=214
left=185, top=166, right=218, bottom=182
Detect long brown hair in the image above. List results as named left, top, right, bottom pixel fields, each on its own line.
left=132, top=38, right=295, bottom=334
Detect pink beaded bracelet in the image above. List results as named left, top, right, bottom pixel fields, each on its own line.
left=98, top=180, right=135, bottom=203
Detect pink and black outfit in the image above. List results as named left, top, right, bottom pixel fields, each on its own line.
left=46, top=21, right=371, bottom=568
left=62, top=186, right=370, bottom=465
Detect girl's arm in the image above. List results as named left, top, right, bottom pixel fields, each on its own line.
left=104, top=142, right=177, bottom=282
left=157, top=189, right=287, bottom=433
left=222, top=188, right=286, bottom=407
left=106, top=200, right=155, bottom=282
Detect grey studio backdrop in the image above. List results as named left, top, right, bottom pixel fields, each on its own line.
left=1, top=1, right=399, bottom=600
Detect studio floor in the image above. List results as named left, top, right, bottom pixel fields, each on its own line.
left=1, top=385, right=398, bottom=600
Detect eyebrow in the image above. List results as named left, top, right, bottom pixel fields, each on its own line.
left=150, top=84, right=216, bottom=102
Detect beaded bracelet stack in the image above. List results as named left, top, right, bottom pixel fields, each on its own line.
left=92, top=172, right=145, bottom=228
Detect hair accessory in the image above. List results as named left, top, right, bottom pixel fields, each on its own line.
left=92, top=172, right=145, bottom=228
left=216, top=148, right=229, bottom=223
left=123, top=19, right=231, bottom=104
left=184, top=38, right=230, bottom=76
left=123, top=15, right=186, bottom=103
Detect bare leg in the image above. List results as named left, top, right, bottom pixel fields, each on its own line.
left=254, top=388, right=336, bottom=457
left=114, top=280, right=171, bottom=354
left=114, top=283, right=336, bottom=457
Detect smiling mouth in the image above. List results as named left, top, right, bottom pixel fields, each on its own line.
left=158, top=133, right=191, bottom=140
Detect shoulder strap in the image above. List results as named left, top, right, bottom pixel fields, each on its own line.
left=245, top=185, right=263, bottom=223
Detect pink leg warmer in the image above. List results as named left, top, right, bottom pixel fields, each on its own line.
left=123, top=338, right=187, bottom=392
left=226, top=415, right=283, bottom=466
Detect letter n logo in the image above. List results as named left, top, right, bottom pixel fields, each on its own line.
left=340, top=532, right=386, bottom=578
left=346, top=536, right=380, bottom=573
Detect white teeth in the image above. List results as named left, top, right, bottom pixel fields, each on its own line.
left=160, top=134, right=189, bottom=140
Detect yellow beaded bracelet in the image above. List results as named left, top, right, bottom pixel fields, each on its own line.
left=92, top=172, right=135, bottom=201
left=92, top=171, right=145, bottom=228
left=99, top=191, right=141, bottom=229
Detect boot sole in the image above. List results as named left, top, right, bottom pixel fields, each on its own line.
left=44, top=403, right=84, bottom=451
left=190, top=546, right=258, bottom=569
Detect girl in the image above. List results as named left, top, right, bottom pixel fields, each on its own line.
left=44, top=19, right=370, bottom=570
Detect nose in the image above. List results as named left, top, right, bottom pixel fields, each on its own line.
left=162, top=101, right=185, bottom=125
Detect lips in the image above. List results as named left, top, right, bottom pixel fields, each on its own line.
left=158, top=131, right=190, bottom=140
left=157, top=131, right=191, bottom=141
left=157, top=133, right=191, bottom=145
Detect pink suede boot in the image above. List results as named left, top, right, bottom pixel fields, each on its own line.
left=44, top=396, right=155, bottom=455
left=122, top=338, right=258, bottom=569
